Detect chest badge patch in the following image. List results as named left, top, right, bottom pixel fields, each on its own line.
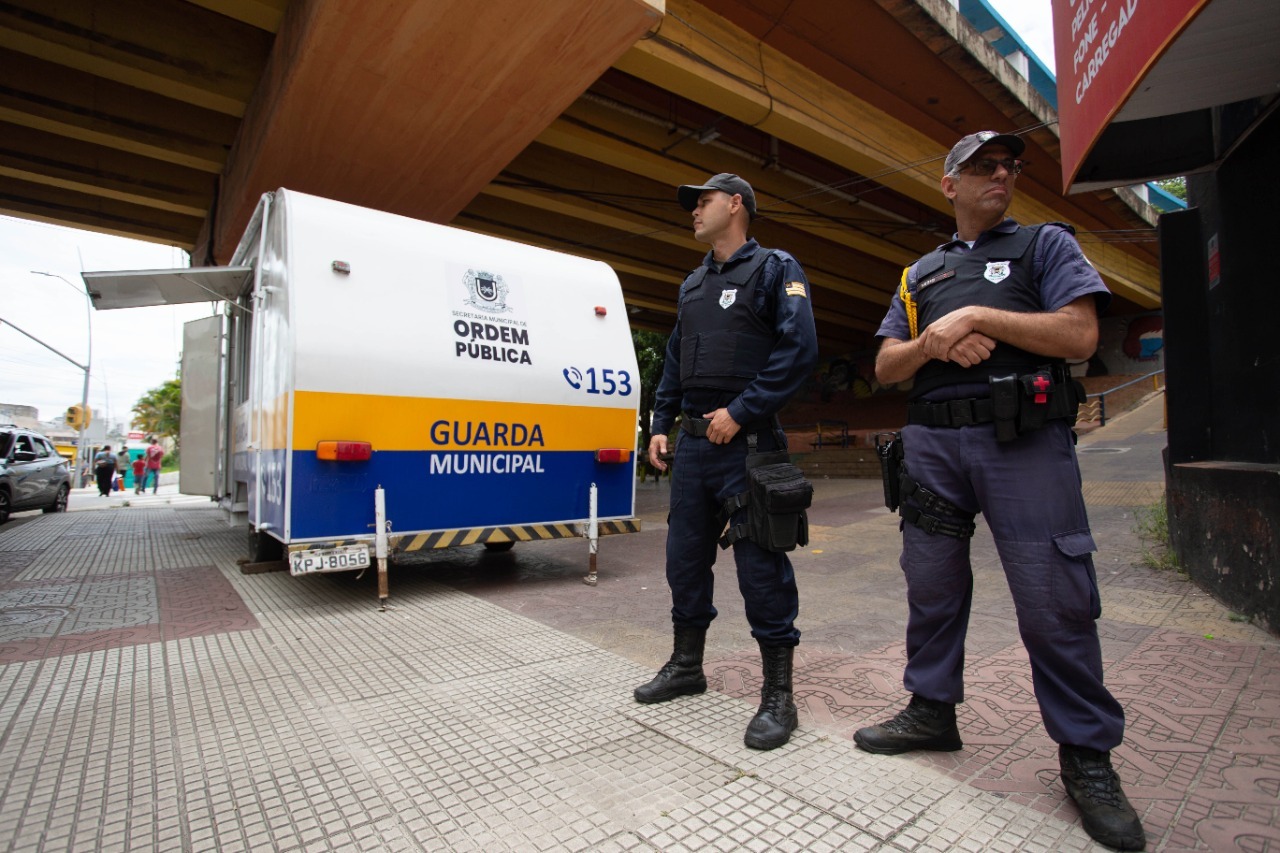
left=719, top=289, right=737, bottom=309
left=984, top=261, right=1011, bottom=283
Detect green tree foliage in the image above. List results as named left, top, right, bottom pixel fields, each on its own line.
left=1155, top=177, right=1186, bottom=200
left=132, top=373, right=182, bottom=448
left=632, top=329, right=667, bottom=459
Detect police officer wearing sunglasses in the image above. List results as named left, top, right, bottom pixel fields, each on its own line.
left=860, top=131, right=1145, bottom=850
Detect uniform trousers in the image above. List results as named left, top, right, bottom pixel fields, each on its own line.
left=665, top=429, right=800, bottom=646
left=899, top=417, right=1125, bottom=749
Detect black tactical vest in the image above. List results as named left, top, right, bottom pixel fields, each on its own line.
left=678, top=248, right=776, bottom=392
left=910, top=224, right=1064, bottom=397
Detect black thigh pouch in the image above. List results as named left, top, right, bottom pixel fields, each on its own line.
left=719, top=450, right=813, bottom=553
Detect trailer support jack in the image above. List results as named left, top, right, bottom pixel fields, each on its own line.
left=583, top=483, right=599, bottom=586
left=375, top=487, right=390, bottom=609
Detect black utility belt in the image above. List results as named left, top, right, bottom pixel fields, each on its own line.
left=679, top=415, right=770, bottom=438
left=680, top=417, right=712, bottom=437
left=907, top=368, right=1083, bottom=442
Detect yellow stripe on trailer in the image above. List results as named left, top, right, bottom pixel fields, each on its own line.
left=392, top=519, right=641, bottom=553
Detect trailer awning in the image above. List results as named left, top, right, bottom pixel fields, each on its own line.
left=81, top=267, right=254, bottom=310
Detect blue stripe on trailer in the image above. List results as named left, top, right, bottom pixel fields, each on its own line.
left=283, top=450, right=635, bottom=540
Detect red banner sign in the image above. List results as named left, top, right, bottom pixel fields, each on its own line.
left=1053, top=0, right=1209, bottom=191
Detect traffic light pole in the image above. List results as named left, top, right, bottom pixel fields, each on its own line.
left=0, top=316, right=90, bottom=472
left=31, top=271, right=93, bottom=479
left=76, top=366, right=90, bottom=478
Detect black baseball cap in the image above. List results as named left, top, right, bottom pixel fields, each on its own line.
left=677, top=173, right=757, bottom=218
left=944, top=131, right=1026, bottom=175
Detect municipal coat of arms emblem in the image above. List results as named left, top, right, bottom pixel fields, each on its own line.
left=984, top=261, right=1011, bottom=283
left=463, top=269, right=511, bottom=312
left=719, top=289, right=737, bottom=309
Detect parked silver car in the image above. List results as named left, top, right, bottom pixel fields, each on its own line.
left=0, top=425, right=72, bottom=523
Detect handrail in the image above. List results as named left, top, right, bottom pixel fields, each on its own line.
left=1082, top=369, right=1165, bottom=426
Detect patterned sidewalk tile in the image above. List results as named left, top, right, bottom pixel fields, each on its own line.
left=1, top=409, right=1277, bottom=853
left=0, top=565, right=257, bottom=664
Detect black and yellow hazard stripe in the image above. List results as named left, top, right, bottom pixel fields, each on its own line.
left=391, top=518, right=641, bottom=554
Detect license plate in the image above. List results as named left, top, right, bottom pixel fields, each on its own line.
left=289, top=544, right=371, bottom=575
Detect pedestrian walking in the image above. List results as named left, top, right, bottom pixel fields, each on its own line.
left=93, top=445, right=116, bottom=497
left=143, top=436, right=164, bottom=494
left=636, top=173, right=818, bottom=750
left=859, top=131, right=1145, bottom=850
left=115, top=447, right=130, bottom=492
left=132, top=454, right=147, bottom=494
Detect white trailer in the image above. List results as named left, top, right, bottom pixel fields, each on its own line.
left=84, top=189, right=641, bottom=602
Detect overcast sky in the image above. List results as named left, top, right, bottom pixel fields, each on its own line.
left=0, top=218, right=215, bottom=430
left=0, top=0, right=1055, bottom=431
left=987, top=0, right=1056, bottom=73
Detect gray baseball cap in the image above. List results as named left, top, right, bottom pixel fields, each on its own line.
left=944, top=131, right=1025, bottom=175
left=677, top=173, right=757, bottom=218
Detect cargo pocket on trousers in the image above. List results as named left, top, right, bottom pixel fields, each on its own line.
left=1051, top=530, right=1101, bottom=623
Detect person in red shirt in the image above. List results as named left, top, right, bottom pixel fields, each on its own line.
left=143, top=437, right=164, bottom=494
left=131, top=455, right=147, bottom=494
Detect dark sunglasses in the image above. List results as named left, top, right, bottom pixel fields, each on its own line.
left=958, top=157, right=1024, bottom=176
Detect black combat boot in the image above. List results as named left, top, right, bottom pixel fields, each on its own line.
left=852, top=694, right=963, bottom=754
left=744, top=643, right=798, bottom=750
left=634, top=626, right=708, bottom=704
left=1059, top=745, right=1146, bottom=851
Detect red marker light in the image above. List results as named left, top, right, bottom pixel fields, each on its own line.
left=316, top=441, right=372, bottom=461
left=595, top=306, right=607, bottom=316
left=595, top=448, right=631, bottom=463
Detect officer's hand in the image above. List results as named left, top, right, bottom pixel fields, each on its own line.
left=919, top=306, right=981, bottom=360
left=649, top=434, right=669, bottom=471
left=946, top=332, right=996, bottom=367
left=702, top=408, right=741, bottom=445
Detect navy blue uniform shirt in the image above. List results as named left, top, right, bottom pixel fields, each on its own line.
left=652, top=239, right=818, bottom=437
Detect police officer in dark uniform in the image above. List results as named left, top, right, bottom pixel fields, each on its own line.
left=856, top=132, right=1145, bottom=850
left=636, top=173, right=818, bottom=751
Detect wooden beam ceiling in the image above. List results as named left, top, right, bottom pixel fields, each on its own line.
left=0, top=0, right=1162, bottom=358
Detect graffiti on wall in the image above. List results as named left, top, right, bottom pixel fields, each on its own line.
left=1096, top=311, right=1164, bottom=375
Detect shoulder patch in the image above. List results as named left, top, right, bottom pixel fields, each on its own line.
left=784, top=281, right=807, bottom=298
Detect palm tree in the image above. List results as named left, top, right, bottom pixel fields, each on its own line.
left=132, top=374, right=182, bottom=450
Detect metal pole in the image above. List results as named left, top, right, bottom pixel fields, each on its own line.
left=32, top=271, right=92, bottom=477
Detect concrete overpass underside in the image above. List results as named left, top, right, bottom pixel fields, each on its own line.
left=0, top=0, right=1161, bottom=355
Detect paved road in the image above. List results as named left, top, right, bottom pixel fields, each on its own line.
left=0, top=395, right=1276, bottom=851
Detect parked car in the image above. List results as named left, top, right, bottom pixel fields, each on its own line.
left=0, top=424, right=72, bottom=523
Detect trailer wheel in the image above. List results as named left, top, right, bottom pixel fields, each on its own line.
left=483, top=541, right=515, bottom=553
left=248, top=527, right=284, bottom=563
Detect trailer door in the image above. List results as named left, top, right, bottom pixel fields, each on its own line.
left=180, top=314, right=224, bottom=497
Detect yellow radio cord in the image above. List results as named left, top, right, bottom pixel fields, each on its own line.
left=898, top=266, right=918, bottom=340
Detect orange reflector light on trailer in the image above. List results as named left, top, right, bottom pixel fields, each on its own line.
left=316, top=441, right=372, bottom=461
left=595, top=448, right=631, bottom=463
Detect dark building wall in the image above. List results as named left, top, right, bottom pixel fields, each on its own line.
left=1164, top=107, right=1280, bottom=633
left=1166, top=459, right=1280, bottom=632
left=1186, top=109, right=1280, bottom=462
